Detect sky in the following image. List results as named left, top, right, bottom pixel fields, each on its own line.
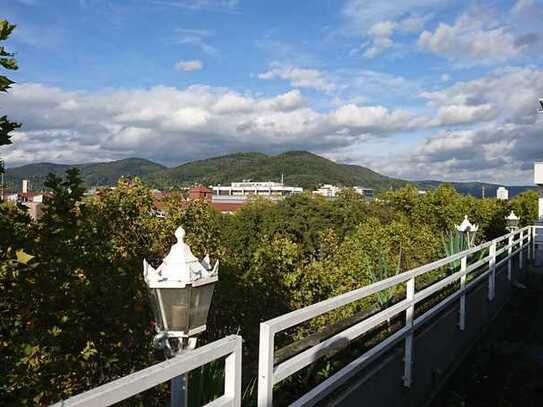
left=2, top=0, right=543, bottom=185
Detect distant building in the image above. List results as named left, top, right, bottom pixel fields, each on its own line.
left=213, top=181, right=303, bottom=201
left=313, top=184, right=342, bottom=198
left=190, top=185, right=213, bottom=201
left=313, top=184, right=374, bottom=199
left=496, top=186, right=509, bottom=200
left=353, top=186, right=375, bottom=199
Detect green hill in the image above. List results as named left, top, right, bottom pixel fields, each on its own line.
left=4, top=158, right=165, bottom=192
left=145, top=151, right=406, bottom=191
left=3, top=151, right=534, bottom=196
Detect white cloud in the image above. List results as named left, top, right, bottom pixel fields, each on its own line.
left=175, top=59, right=203, bottom=71
left=1, top=83, right=427, bottom=167
left=436, top=104, right=496, bottom=126
left=152, top=0, right=239, bottom=13
left=330, top=104, right=427, bottom=132
left=258, top=64, right=335, bottom=93
left=175, top=28, right=217, bottom=55
left=363, top=16, right=427, bottom=57
left=341, top=0, right=438, bottom=57
left=383, top=67, right=543, bottom=183
left=418, top=14, right=522, bottom=63
left=5, top=66, right=543, bottom=185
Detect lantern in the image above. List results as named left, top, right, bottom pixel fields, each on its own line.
left=143, top=227, right=218, bottom=339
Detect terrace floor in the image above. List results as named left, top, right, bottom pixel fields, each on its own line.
left=430, top=265, right=543, bottom=407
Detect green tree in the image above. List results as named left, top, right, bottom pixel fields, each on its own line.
left=0, top=19, right=21, bottom=172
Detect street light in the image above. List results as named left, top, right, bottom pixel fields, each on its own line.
left=455, top=215, right=479, bottom=248
left=505, top=211, right=520, bottom=232
left=144, top=226, right=218, bottom=407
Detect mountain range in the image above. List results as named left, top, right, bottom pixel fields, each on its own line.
left=3, top=151, right=534, bottom=197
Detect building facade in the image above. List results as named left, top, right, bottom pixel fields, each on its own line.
left=213, top=181, right=303, bottom=201
left=313, top=184, right=374, bottom=199
left=496, top=186, right=509, bottom=200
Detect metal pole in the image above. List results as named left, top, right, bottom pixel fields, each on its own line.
left=171, top=374, right=187, bottom=407
left=170, top=339, right=190, bottom=407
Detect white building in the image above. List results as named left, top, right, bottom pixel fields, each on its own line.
left=313, top=184, right=374, bottom=199
left=496, top=186, right=509, bottom=200
left=212, top=181, right=303, bottom=202
left=313, top=184, right=342, bottom=198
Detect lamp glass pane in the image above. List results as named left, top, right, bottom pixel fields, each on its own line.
left=149, top=288, right=164, bottom=331
left=158, top=287, right=191, bottom=332
left=189, top=284, right=215, bottom=330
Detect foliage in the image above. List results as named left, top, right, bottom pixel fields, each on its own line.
left=1, top=170, right=538, bottom=405
left=0, top=19, right=21, bottom=172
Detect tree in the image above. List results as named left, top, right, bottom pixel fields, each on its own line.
left=0, top=19, right=21, bottom=173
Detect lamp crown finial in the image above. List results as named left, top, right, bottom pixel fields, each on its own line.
left=175, top=227, right=186, bottom=243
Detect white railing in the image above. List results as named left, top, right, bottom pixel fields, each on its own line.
left=51, top=335, right=242, bottom=407
left=257, top=226, right=535, bottom=407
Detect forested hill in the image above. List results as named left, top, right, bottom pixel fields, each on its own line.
left=4, top=151, right=406, bottom=192
left=145, top=151, right=407, bottom=191
left=4, top=151, right=533, bottom=195
left=3, top=158, right=166, bottom=191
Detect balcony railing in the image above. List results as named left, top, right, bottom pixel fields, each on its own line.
left=257, top=226, right=535, bottom=406
left=49, top=226, right=539, bottom=407
left=51, top=335, right=242, bottom=407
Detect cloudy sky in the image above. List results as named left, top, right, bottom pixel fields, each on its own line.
left=2, top=0, right=543, bottom=184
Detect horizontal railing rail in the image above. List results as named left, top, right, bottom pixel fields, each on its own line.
left=51, top=335, right=242, bottom=407
left=258, top=226, right=535, bottom=406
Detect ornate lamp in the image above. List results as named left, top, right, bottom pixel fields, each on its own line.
left=505, top=211, right=520, bottom=232
left=455, top=215, right=479, bottom=248
left=143, top=227, right=218, bottom=349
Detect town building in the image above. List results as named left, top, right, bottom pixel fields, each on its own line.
left=496, top=186, right=509, bottom=200
left=313, top=184, right=374, bottom=199
left=212, top=181, right=303, bottom=201
left=189, top=185, right=213, bottom=201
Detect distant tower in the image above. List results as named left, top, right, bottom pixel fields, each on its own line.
left=496, top=186, right=509, bottom=200
left=22, top=179, right=30, bottom=194
left=281, top=173, right=284, bottom=185
left=481, top=186, right=485, bottom=199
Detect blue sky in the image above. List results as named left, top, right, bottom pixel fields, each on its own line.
left=2, top=0, right=543, bottom=184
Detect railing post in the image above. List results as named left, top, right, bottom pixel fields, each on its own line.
left=507, top=233, right=513, bottom=281
left=528, top=227, right=532, bottom=261
left=488, top=241, right=496, bottom=301
left=258, top=323, right=274, bottom=407
left=458, top=256, right=467, bottom=331
left=533, top=226, right=537, bottom=262
left=519, top=229, right=524, bottom=269
left=224, top=336, right=242, bottom=406
left=403, top=275, right=415, bottom=387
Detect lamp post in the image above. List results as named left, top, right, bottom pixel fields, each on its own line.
left=144, top=226, right=219, bottom=407
left=455, top=215, right=479, bottom=248
left=505, top=211, right=520, bottom=232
